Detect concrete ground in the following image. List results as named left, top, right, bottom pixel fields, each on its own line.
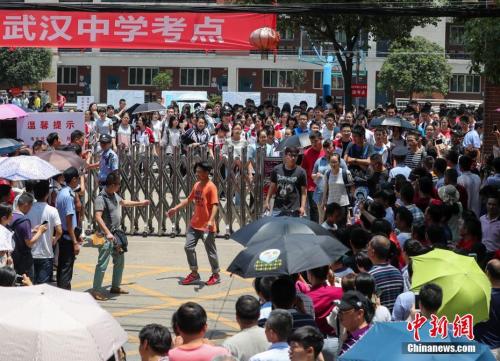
left=72, top=235, right=248, bottom=361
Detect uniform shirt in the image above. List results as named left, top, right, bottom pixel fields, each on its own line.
left=389, top=165, right=412, bottom=181
left=55, top=186, right=76, bottom=236
left=462, top=129, right=481, bottom=149
left=98, top=148, right=119, bottom=182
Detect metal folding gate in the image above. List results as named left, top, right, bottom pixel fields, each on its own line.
left=84, top=145, right=267, bottom=237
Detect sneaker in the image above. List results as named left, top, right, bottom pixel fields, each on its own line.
left=181, top=272, right=200, bottom=285
left=205, top=273, right=221, bottom=286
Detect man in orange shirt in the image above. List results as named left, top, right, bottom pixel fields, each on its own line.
left=167, top=161, right=221, bottom=286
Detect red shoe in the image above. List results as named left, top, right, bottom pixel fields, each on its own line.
left=181, top=272, right=200, bottom=285
left=205, top=273, right=221, bottom=286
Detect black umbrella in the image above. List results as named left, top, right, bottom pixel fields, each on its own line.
left=0, top=138, right=21, bottom=155
left=227, top=234, right=349, bottom=278
left=231, top=216, right=333, bottom=247
left=132, top=102, right=166, bottom=114
left=124, top=103, right=141, bottom=116
left=370, top=116, right=415, bottom=130
left=275, top=133, right=311, bottom=152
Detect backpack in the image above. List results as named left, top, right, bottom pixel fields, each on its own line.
left=326, top=168, right=354, bottom=205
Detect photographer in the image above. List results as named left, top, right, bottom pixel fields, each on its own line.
left=91, top=171, right=150, bottom=301
left=0, top=266, right=32, bottom=287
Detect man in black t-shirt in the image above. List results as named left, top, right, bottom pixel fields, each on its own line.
left=264, top=146, right=307, bottom=217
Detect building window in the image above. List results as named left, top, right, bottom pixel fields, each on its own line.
left=263, top=69, right=293, bottom=88
left=281, top=29, right=294, bottom=41
left=450, top=74, right=480, bottom=93
left=449, top=25, right=465, bottom=46
left=57, top=66, right=77, bottom=85
left=313, top=71, right=344, bottom=90
left=129, top=67, right=159, bottom=86
left=180, top=68, right=210, bottom=87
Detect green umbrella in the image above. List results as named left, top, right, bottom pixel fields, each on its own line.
left=411, top=248, right=491, bottom=324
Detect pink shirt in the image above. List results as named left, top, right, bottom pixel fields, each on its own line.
left=168, top=344, right=230, bottom=361
left=306, top=283, right=343, bottom=336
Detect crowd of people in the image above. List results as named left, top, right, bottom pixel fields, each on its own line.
left=0, top=94, right=499, bottom=360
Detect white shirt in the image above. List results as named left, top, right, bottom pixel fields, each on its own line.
left=373, top=305, right=392, bottom=323
left=28, top=202, right=61, bottom=259
left=116, top=124, right=132, bottom=147
left=389, top=165, right=412, bottom=181
left=365, top=128, right=375, bottom=145
left=151, top=120, right=163, bottom=143
left=0, top=224, right=13, bottom=252
left=458, top=171, right=481, bottom=217
left=326, top=169, right=351, bottom=207
left=249, top=342, right=289, bottom=361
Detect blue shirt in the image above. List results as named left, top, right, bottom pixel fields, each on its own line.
left=249, top=342, right=289, bottom=361
left=462, top=129, right=481, bottom=149
left=294, top=126, right=309, bottom=135
left=392, top=290, right=415, bottom=321
left=99, top=148, right=119, bottom=182
left=55, top=186, right=77, bottom=236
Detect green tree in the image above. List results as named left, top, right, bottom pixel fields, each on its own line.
left=378, top=36, right=452, bottom=100
left=290, top=69, right=307, bottom=92
left=238, top=0, right=437, bottom=109
left=0, top=48, right=52, bottom=88
left=152, top=71, right=173, bottom=90
left=464, top=18, right=500, bottom=84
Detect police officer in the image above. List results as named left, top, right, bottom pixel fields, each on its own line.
left=88, top=134, right=119, bottom=189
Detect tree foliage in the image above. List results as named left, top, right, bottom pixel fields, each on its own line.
left=378, top=36, right=451, bottom=100
left=152, top=71, right=173, bottom=90
left=237, top=0, right=437, bottom=108
left=464, top=18, right=500, bottom=85
left=290, top=69, right=307, bottom=91
left=0, top=48, right=52, bottom=88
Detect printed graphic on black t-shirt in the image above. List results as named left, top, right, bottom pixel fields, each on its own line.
left=271, top=165, right=307, bottom=211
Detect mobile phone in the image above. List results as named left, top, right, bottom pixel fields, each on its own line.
left=435, top=139, right=443, bottom=145
left=15, top=274, right=24, bottom=286
left=414, top=294, right=420, bottom=307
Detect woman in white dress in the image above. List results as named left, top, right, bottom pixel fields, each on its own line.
left=150, top=111, right=164, bottom=156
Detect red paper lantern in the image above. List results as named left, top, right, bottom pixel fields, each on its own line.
left=249, top=27, right=280, bottom=51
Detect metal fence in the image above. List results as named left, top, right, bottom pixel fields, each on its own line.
left=84, top=145, right=268, bottom=237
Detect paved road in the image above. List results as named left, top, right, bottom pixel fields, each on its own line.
left=72, top=235, right=248, bottom=360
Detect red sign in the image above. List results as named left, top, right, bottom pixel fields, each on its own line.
left=351, top=83, right=367, bottom=98
left=0, top=10, right=276, bottom=50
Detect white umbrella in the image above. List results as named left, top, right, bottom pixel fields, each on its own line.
left=0, top=284, right=128, bottom=361
left=0, top=155, right=60, bottom=181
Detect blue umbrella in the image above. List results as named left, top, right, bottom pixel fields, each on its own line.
left=0, top=138, right=21, bottom=155
left=340, top=322, right=495, bottom=361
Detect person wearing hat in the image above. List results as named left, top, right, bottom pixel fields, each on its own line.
left=389, top=146, right=411, bottom=181
left=88, top=134, right=119, bottom=189
left=338, top=290, right=374, bottom=356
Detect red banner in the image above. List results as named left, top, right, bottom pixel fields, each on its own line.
left=351, top=83, right=367, bottom=98
left=0, top=10, right=276, bottom=50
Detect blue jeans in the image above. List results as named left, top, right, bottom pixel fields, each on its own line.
left=33, top=258, right=53, bottom=284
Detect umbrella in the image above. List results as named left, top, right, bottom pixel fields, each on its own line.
left=411, top=248, right=491, bottom=324
left=370, top=116, right=416, bottom=130
left=275, top=133, right=311, bottom=151
left=0, top=155, right=60, bottom=181
left=227, top=234, right=349, bottom=278
left=0, top=284, right=128, bottom=361
left=339, top=322, right=495, bottom=361
left=132, top=102, right=166, bottom=114
left=35, top=150, right=86, bottom=172
left=0, top=104, right=27, bottom=120
left=231, top=216, right=333, bottom=246
left=0, top=138, right=22, bottom=155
